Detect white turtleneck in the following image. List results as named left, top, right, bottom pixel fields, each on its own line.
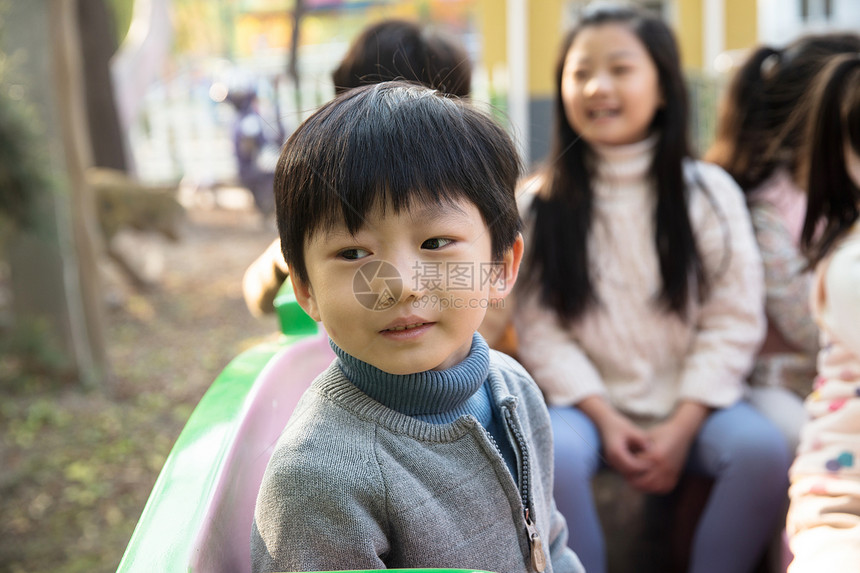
left=513, top=137, right=766, bottom=419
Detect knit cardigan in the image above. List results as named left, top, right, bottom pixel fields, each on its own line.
left=787, top=223, right=860, bottom=572
left=514, top=137, right=766, bottom=419
left=251, top=344, right=583, bottom=573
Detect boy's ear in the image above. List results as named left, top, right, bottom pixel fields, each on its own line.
left=489, top=233, right=524, bottom=301
left=288, top=269, right=321, bottom=322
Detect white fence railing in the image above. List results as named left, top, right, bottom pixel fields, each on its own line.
left=128, top=60, right=722, bottom=187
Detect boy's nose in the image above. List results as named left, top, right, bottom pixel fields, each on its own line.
left=397, top=258, right=431, bottom=302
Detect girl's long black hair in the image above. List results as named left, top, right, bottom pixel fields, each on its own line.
left=801, top=54, right=860, bottom=267
left=522, top=4, right=704, bottom=324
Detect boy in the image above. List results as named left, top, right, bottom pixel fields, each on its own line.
left=251, top=81, right=583, bottom=573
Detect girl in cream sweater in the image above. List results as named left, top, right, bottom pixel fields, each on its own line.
left=513, top=5, right=791, bottom=573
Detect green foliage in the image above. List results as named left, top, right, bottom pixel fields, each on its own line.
left=0, top=0, right=53, bottom=237
left=0, top=62, right=43, bottom=233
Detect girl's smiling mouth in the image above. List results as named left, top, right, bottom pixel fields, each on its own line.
left=589, top=108, right=620, bottom=119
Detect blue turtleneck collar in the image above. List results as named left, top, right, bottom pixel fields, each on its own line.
left=331, top=332, right=493, bottom=426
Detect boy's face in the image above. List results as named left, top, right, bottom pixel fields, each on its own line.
left=291, top=197, right=522, bottom=375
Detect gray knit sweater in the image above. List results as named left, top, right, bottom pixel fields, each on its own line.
left=251, top=343, right=583, bottom=573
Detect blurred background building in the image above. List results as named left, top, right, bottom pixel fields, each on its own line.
left=113, top=0, right=860, bottom=187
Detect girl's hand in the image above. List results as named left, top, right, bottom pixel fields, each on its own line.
left=578, top=396, right=652, bottom=479
left=602, top=415, right=654, bottom=480
left=627, top=420, right=690, bottom=493
left=628, top=401, right=710, bottom=494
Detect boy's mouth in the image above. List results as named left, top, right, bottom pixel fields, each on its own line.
left=381, top=322, right=431, bottom=333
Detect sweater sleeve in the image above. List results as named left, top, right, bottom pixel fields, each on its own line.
left=749, top=202, right=819, bottom=354
left=513, top=291, right=607, bottom=407
left=787, top=383, right=860, bottom=571
left=677, top=163, right=766, bottom=408
left=251, top=417, right=389, bottom=572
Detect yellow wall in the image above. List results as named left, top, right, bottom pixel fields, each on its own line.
left=675, top=0, right=758, bottom=70
left=476, top=0, right=564, bottom=97
left=528, top=0, right=565, bottom=97
left=724, top=0, right=757, bottom=51
left=476, top=0, right=507, bottom=72
left=676, top=0, right=704, bottom=69
left=477, top=0, right=756, bottom=87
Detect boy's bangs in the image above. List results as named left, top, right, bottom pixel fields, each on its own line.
left=303, top=87, right=504, bottom=236
left=333, top=148, right=483, bottom=234
left=277, top=82, right=521, bottom=281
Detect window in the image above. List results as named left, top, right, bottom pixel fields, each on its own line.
left=801, top=0, right=833, bottom=21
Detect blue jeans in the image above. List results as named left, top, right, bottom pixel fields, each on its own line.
left=550, top=402, right=791, bottom=573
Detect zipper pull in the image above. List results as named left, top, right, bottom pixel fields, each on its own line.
left=525, top=510, right=546, bottom=572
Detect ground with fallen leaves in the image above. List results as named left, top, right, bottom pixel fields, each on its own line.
left=0, top=204, right=278, bottom=573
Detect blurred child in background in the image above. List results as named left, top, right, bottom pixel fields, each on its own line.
left=707, top=34, right=860, bottom=452
left=786, top=53, right=860, bottom=573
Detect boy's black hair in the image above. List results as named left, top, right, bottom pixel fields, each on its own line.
left=332, top=19, right=471, bottom=98
left=275, top=81, right=521, bottom=285
left=523, top=2, right=704, bottom=323
left=801, top=54, right=860, bottom=266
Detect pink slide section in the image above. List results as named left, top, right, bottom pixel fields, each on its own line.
left=189, top=333, right=335, bottom=573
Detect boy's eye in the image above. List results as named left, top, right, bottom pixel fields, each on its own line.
left=612, top=65, right=632, bottom=75
left=421, top=238, right=453, bottom=250
left=338, top=248, right=370, bottom=260
left=573, top=69, right=590, bottom=80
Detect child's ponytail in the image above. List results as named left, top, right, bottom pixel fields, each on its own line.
left=706, top=46, right=780, bottom=191
left=708, top=34, right=860, bottom=193
left=801, top=54, right=860, bottom=266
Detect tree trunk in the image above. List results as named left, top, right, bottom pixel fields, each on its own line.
left=77, top=0, right=128, bottom=171
left=2, top=0, right=107, bottom=387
